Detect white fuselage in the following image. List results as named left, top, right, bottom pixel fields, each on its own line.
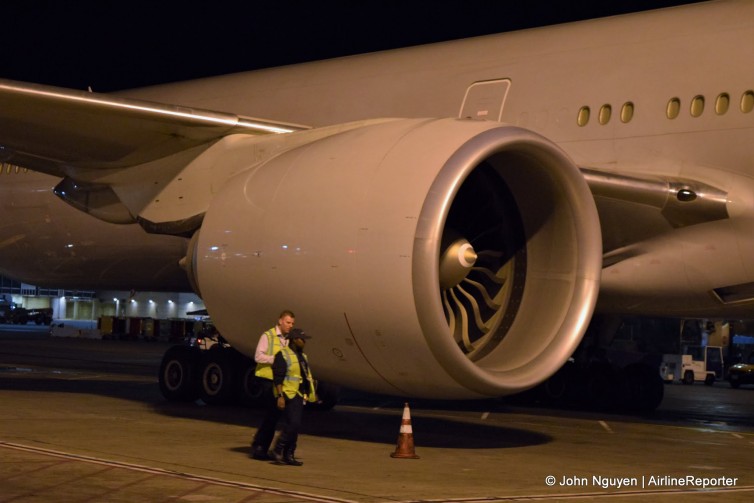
left=3, top=1, right=754, bottom=316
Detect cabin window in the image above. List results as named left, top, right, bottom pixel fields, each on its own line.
left=690, top=95, right=705, bottom=117
left=666, top=98, right=681, bottom=119
left=741, top=90, right=754, bottom=113
left=620, top=102, right=634, bottom=123
left=577, top=106, right=590, bottom=126
left=0, top=163, right=28, bottom=174
left=598, top=104, right=611, bottom=125
left=715, top=93, right=729, bottom=115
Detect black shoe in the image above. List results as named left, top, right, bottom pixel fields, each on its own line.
left=283, top=452, right=303, bottom=466
left=250, top=445, right=269, bottom=460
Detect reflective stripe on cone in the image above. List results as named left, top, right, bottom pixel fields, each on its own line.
left=390, top=402, right=419, bottom=459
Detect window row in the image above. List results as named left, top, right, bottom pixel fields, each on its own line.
left=0, top=163, right=27, bottom=175
left=577, top=90, right=754, bottom=126
left=577, top=102, right=634, bottom=126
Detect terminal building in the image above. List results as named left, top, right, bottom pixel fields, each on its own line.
left=0, top=275, right=206, bottom=340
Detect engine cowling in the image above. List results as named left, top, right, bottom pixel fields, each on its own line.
left=193, top=118, right=601, bottom=399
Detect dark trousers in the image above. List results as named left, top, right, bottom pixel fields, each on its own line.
left=251, top=379, right=281, bottom=451
left=277, top=395, right=304, bottom=452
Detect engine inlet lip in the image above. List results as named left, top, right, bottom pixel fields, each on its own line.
left=413, top=124, right=602, bottom=396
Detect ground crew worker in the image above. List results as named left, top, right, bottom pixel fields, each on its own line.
left=268, top=328, right=317, bottom=466
left=250, top=310, right=294, bottom=460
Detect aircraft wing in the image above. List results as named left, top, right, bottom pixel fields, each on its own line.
left=0, top=79, right=305, bottom=176
left=0, top=79, right=308, bottom=230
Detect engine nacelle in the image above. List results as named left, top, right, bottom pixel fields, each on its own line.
left=193, top=118, right=601, bottom=399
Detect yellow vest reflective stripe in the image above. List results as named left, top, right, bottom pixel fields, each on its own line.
left=275, top=347, right=317, bottom=402
left=254, top=328, right=283, bottom=380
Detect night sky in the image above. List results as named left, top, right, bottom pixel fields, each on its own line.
left=1, top=1, right=701, bottom=92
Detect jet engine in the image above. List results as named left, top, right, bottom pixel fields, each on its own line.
left=190, top=118, right=602, bottom=399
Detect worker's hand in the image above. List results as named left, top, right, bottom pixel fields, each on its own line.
left=276, top=396, right=285, bottom=410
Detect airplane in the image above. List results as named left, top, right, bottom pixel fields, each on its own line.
left=0, top=0, right=751, bottom=411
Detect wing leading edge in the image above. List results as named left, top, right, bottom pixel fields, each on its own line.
left=0, top=79, right=306, bottom=175
left=0, top=79, right=307, bottom=231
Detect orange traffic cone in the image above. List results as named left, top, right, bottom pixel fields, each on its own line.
left=390, top=402, right=420, bottom=459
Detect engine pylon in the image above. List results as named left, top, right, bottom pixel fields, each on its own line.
left=390, top=402, right=420, bottom=459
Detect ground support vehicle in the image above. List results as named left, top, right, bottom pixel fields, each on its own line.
left=0, top=300, right=53, bottom=325
left=4, top=307, right=53, bottom=325
left=727, top=362, right=754, bottom=388
left=659, top=346, right=723, bottom=385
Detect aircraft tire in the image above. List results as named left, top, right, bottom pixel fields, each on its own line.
left=159, top=346, right=199, bottom=402
left=199, top=349, right=235, bottom=405
left=236, top=361, right=265, bottom=407
left=585, top=362, right=619, bottom=410
left=622, top=363, right=664, bottom=413
left=538, top=363, right=573, bottom=405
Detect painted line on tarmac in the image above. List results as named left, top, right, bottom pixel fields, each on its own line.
left=408, top=485, right=754, bottom=501
left=0, top=441, right=357, bottom=503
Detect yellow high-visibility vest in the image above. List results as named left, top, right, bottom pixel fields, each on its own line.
left=274, top=346, right=317, bottom=402
left=254, top=328, right=284, bottom=380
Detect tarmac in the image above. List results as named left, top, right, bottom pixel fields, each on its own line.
left=1, top=328, right=754, bottom=502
